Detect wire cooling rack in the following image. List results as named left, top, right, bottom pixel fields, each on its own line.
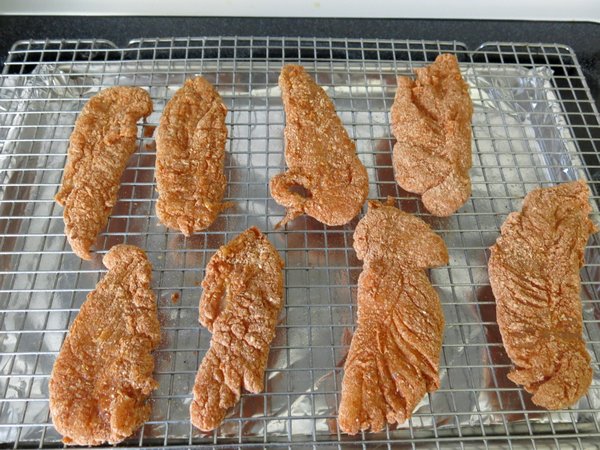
left=1, top=37, right=600, bottom=449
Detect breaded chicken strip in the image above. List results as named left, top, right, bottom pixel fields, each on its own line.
left=55, top=87, right=152, bottom=259
left=191, top=227, right=284, bottom=431
left=49, top=245, right=160, bottom=445
left=270, top=65, right=369, bottom=227
left=155, top=77, right=231, bottom=235
left=489, top=181, right=597, bottom=409
left=339, top=199, right=448, bottom=434
left=391, top=54, right=472, bottom=216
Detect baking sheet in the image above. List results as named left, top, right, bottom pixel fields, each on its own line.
left=0, top=43, right=599, bottom=447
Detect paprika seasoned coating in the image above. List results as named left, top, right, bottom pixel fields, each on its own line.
left=191, top=227, right=284, bottom=431
left=155, top=76, right=231, bottom=235
left=49, top=245, right=160, bottom=446
left=270, top=65, right=369, bottom=228
left=489, top=180, right=597, bottom=410
left=55, top=87, right=153, bottom=259
left=391, top=54, right=473, bottom=216
left=339, top=199, right=448, bottom=434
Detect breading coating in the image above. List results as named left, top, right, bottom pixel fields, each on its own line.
left=270, top=65, right=369, bottom=227
left=55, top=87, right=153, bottom=259
left=191, top=227, right=284, bottom=431
left=155, top=77, right=231, bottom=235
left=339, top=199, right=448, bottom=434
left=489, top=180, right=597, bottom=409
left=49, top=245, right=160, bottom=446
left=391, top=54, right=473, bottom=216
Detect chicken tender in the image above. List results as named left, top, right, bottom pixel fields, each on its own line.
left=49, top=245, right=160, bottom=445
left=270, top=65, right=369, bottom=227
left=190, top=227, right=284, bottom=431
left=55, top=87, right=153, bottom=259
left=391, top=54, right=473, bottom=216
left=339, top=199, right=448, bottom=434
left=155, top=77, right=231, bottom=235
left=488, top=180, right=597, bottom=409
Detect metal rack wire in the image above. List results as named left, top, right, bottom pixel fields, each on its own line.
left=0, top=37, right=599, bottom=449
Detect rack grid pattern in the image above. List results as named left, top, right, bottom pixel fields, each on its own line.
left=1, top=37, right=600, bottom=449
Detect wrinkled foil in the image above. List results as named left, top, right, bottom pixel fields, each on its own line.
left=0, top=59, right=598, bottom=446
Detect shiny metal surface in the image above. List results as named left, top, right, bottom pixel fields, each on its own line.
left=0, top=37, right=599, bottom=448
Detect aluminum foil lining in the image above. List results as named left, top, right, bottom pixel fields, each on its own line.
left=0, top=59, right=598, bottom=445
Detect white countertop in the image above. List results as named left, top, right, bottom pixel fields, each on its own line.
left=1, top=0, right=599, bottom=22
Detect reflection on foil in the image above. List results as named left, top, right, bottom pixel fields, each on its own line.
left=466, top=66, right=578, bottom=183
left=0, top=60, right=599, bottom=446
